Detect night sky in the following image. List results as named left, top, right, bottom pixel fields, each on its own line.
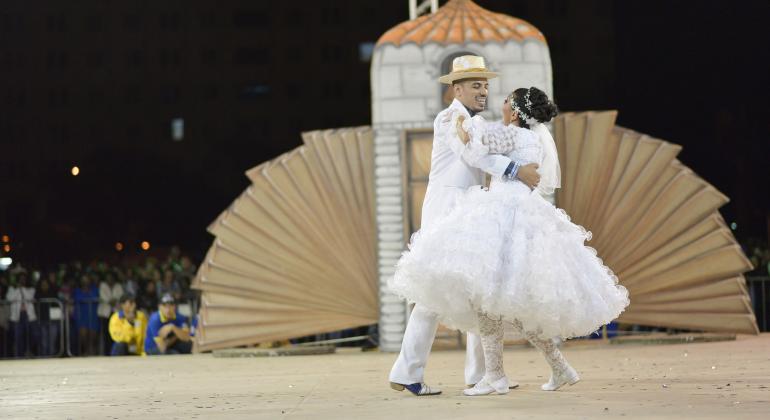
left=1, top=0, right=768, bottom=267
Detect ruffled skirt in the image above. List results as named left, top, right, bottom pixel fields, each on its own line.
left=388, top=180, right=629, bottom=339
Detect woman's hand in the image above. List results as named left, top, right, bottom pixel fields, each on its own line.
left=456, top=115, right=470, bottom=144
left=502, top=96, right=514, bottom=126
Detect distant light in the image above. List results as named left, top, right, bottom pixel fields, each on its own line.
left=0, top=257, right=11, bottom=269
left=141, top=241, right=151, bottom=251
left=358, top=42, right=375, bottom=62
left=71, top=166, right=80, bottom=176
left=115, top=242, right=124, bottom=252
left=730, top=222, right=737, bottom=231
left=171, top=118, right=184, bottom=141
left=1, top=235, right=8, bottom=243
left=2, top=244, right=9, bottom=253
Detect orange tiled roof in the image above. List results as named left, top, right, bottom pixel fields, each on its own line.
left=376, top=0, right=545, bottom=47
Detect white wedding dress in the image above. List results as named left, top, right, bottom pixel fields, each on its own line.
left=389, top=116, right=630, bottom=341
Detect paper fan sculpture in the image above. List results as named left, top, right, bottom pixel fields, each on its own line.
left=192, top=127, right=378, bottom=351
left=553, top=111, right=758, bottom=334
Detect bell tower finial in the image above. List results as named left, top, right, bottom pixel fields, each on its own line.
left=409, top=0, right=439, bottom=20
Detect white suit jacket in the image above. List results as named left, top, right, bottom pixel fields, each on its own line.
left=420, top=99, right=515, bottom=229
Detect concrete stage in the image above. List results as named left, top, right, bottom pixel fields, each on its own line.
left=1, top=335, right=769, bottom=419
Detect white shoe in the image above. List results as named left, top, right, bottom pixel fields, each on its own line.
left=541, top=366, right=580, bottom=391
left=463, top=376, right=510, bottom=396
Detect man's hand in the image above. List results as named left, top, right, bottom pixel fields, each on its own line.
left=158, top=324, right=175, bottom=338
left=456, top=115, right=470, bottom=144
left=517, top=163, right=541, bottom=189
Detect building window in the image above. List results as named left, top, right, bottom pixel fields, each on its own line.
left=125, top=124, right=143, bottom=139
left=0, top=14, right=24, bottom=33
left=160, top=86, right=181, bottom=104
left=46, top=50, right=68, bottom=70
left=88, top=88, right=105, bottom=106
left=1, top=51, right=26, bottom=69
left=198, top=12, right=217, bottom=29
left=234, top=48, right=269, bottom=66
left=87, top=51, right=105, bottom=68
left=47, top=88, right=69, bottom=108
left=123, top=85, right=143, bottom=105
left=238, top=84, right=271, bottom=102
left=321, top=45, right=344, bottom=62
left=200, top=84, right=219, bottom=102
left=159, top=13, right=180, bottom=31
left=127, top=50, right=146, bottom=68
left=85, top=14, right=104, bottom=32
left=3, top=88, right=26, bottom=107
left=123, top=14, right=144, bottom=31
left=46, top=14, right=67, bottom=32
left=160, top=49, right=182, bottom=68
left=200, top=49, right=217, bottom=66
left=285, top=9, right=304, bottom=25
left=232, top=10, right=270, bottom=27
left=321, top=7, right=342, bottom=25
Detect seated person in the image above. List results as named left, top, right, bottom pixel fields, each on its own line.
left=109, top=294, right=148, bottom=356
left=144, top=294, right=192, bottom=355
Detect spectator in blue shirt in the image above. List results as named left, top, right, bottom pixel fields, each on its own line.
left=144, top=294, right=192, bottom=355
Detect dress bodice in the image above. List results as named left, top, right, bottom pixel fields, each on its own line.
left=505, top=126, right=543, bottom=167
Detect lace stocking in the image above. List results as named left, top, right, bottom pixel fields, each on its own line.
left=511, top=320, right=571, bottom=378
left=477, top=311, right=505, bottom=381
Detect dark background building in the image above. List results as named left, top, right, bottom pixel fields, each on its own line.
left=1, top=0, right=768, bottom=266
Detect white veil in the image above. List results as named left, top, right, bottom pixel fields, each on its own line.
left=531, top=122, right=561, bottom=196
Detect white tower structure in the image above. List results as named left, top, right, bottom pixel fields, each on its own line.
left=370, top=0, right=554, bottom=351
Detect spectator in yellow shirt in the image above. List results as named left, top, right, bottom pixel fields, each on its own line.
left=109, top=294, right=147, bottom=356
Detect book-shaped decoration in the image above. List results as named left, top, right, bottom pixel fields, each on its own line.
left=192, top=127, right=378, bottom=351
left=554, top=111, right=757, bottom=334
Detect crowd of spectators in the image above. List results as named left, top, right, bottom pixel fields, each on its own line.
left=0, top=246, right=199, bottom=358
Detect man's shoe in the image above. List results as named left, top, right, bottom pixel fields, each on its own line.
left=390, top=382, right=442, bottom=396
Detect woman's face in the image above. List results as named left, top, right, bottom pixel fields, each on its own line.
left=503, top=94, right=520, bottom=126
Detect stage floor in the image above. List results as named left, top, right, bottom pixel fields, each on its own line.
left=2, top=334, right=769, bottom=419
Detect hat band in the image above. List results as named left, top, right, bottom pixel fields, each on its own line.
left=450, top=67, right=490, bottom=74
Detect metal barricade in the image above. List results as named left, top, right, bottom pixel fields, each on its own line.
left=65, top=297, right=105, bottom=357
left=0, top=298, right=66, bottom=359
left=0, top=295, right=201, bottom=358
left=747, top=276, right=769, bottom=332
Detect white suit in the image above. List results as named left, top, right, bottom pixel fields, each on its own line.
left=389, top=99, right=517, bottom=386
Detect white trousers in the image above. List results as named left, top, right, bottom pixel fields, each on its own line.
left=389, top=304, right=485, bottom=385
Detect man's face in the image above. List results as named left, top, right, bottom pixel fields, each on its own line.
left=453, top=79, right=489, bottom=112
left=121, top=299, right=136, bottom=314
left=160, top=303, right=175, bottom=318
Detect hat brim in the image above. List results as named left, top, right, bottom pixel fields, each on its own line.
left=438, top=71, right=499, bottom=84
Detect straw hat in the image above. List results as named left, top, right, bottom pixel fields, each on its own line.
left=438, top=55, right=499, bottom=84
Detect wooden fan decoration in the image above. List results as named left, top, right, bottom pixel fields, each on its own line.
left=191, top=127, right=378, bottom=351
left=553, top=111, right=758, bottom=334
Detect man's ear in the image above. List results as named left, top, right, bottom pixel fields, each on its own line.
left=453, top=83, right=462, bottom=97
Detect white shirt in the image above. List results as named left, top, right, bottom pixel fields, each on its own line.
left=98, top=282, right=124, bottom=318
left=5, top=286, right=36, bottom=322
